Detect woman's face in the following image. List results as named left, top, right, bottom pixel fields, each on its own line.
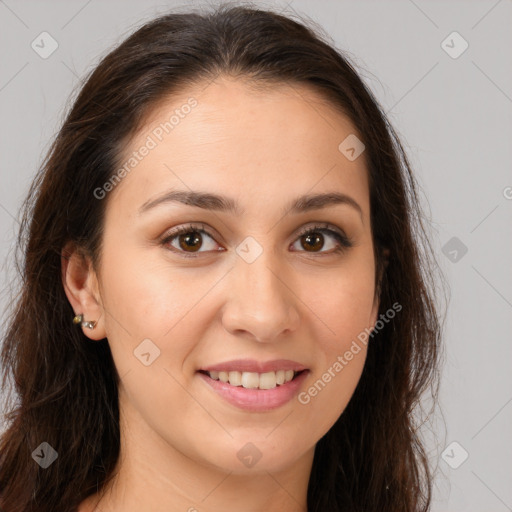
left=85, top=77, right=379, bottom=476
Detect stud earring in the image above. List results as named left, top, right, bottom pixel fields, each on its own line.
left=72, top=313, right=97, bottom=330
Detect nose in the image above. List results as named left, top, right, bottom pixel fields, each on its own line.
left=221, top=252, right=300, bottom=343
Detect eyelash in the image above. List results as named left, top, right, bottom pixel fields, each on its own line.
left=160, top=222, right=354, bottom=259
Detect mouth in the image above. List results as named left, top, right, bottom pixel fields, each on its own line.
left=196, top=364, right=310, bottom=412
left=197, top=369, right=307, bottom=390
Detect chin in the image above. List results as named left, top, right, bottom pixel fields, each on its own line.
left=201, top=439, right=306, bottom=475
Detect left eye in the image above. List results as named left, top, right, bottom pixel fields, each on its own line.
left=161, top=223, right=352, bottom=258
left=161, top=223, right=221, bottom=257
left=291, top=225, right=351, bottom=254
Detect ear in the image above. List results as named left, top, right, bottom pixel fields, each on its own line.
left=61, top=241, right=106, bottom=341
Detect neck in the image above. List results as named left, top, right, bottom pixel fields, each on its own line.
left=81, top=388, right=314, bottom=512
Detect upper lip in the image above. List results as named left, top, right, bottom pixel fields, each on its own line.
left=199, top=359, right=308, bottom=373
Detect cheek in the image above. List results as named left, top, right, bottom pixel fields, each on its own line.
left=298, top=343, right=367, bottom=440
left=293, top=265, right=374, bottom=435
left=297, top=259, right=376, bottom=346
left=98, top=241, right=214, bottom=372
left=308, top=282, right=373, bottom=395
left=298, top=291, right=372, bottom=439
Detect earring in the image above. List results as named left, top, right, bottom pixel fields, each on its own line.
left=72, top=313, right=97, bottom=330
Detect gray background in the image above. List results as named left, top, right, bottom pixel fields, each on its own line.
left=1, top=0, right=511, bottom=510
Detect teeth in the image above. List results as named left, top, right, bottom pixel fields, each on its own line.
left=259, top=371, right=277, bottom=390
left=206, top=369, right=298, bottom=389
left=241, top=372, right=259, bottom=389
left=228, top=371, right=242, bottom=386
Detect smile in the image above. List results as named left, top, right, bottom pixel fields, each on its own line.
left=197, top=364, right=309, bottom=412
left=200, top=369, right=304, bottom=389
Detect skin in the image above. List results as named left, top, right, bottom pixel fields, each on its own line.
left=63, top=76, right=380, bottom=512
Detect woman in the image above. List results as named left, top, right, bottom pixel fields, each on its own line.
left=0, top=4, right=445, bottom=511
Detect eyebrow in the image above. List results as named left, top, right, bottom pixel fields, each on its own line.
left=138, top=189, right=363, bottom=221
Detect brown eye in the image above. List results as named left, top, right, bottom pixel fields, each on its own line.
left=161, top=224, right=221, bottom=257
left=301, top=232, right=324, bottom=252
left=292, top=224, right=353, bottom=255
left=161, top=222, right=353, bottom=259
left=178, top=231, right=203, bottom=252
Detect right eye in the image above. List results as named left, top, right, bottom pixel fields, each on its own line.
left=160, top=223, right=224, bottom=258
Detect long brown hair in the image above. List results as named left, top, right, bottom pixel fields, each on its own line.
left=0, top=3, right=446, bottom=511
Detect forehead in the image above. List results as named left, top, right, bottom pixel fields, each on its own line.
left=142, top=76, right=360, bottom=148
left=108, top=76, right=370, bottom=220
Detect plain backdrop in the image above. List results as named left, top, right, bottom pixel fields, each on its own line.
left=1, top=1, right=511, bottom=511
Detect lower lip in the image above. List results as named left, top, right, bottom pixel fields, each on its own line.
left=197, top=370, right=309, bottom=412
